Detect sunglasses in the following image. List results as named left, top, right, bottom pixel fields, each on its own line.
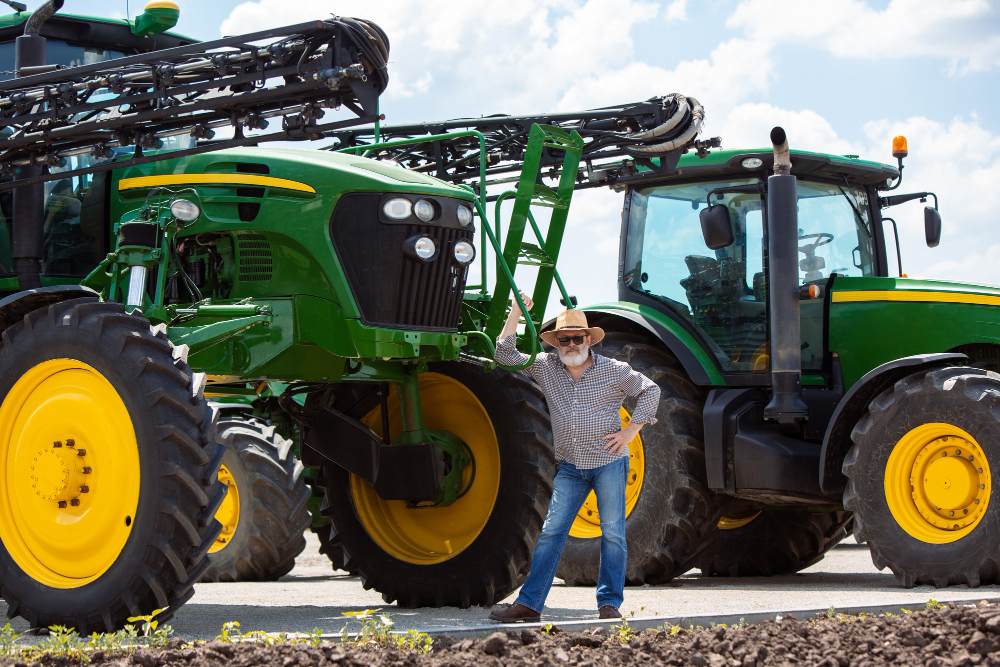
left=556, top=334, right=587, bottom=346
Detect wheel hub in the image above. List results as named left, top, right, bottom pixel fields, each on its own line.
left=0, top=359, right=140, bottom=587
left=210, top=464, right=240, bottom=553
left=30, top=440, right=90, bottom=505
left=885, top=423, right=991, bottom=543
left=910, top=435, right=987, bottom=531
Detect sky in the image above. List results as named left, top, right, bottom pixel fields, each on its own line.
left=80, top=0, right=1000, bottom=316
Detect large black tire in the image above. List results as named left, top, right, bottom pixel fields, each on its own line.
left=313, top=361, right=555, bottom=607
left=556, top=332, right=719, bottom=586
left=0, top=298, right=224, bottom=633
left=200, top=417, right=310, bottom=582
left=696, top=508, right=852, bottom=576
left=310, top=469, right=356, bottom=575
left=845, top=366, right=1000, bottom=587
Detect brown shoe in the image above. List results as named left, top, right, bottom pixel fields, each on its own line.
left=599, top=605, right=621, bottom=619
left=489, top=603, right=540, bottom=623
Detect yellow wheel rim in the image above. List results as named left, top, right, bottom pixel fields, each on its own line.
left=568, top=408, right=644, bottom=539
left=351, top=373, right=500, bottom=564
left=885, top=422, right=992, bottom=544
left=718, top=504, right=762, bottom=530
left=210, top=464, right=240, bottom=554
left=0, top=359, right=140, bottom=588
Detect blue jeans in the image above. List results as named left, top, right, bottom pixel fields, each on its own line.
left=514, top=457, right=628, bottom=613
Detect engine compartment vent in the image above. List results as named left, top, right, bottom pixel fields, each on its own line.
left=236, top=163, right=270, bottom=175
left=236, top=233, right=273, bottom=282
left=236, top=186, right=265, bottom=221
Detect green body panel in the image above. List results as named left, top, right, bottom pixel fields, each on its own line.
left=107, top=147, right=474, bottom=381
left=829, top=276, right=1000, bottom=388
left=582, top=301, right=725, bottom=384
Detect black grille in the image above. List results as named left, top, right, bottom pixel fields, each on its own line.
left=330, top=194, right=472, bottom=331
left=237, top=233, right=273, bottom=282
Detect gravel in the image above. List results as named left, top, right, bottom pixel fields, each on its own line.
left=10, top=599, right=1000, bottom=666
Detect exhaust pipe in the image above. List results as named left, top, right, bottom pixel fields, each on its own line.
left=12, top=0, right=63, bottom=290
left=763, top=126, right=808, bottom=425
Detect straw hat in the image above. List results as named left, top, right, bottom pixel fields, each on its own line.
left=539, top=309, right=605, bottom=347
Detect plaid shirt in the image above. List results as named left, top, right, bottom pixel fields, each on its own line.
left=496, top=334, right=660, bottom=469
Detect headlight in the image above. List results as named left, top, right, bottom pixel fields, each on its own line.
left=403, top=234, right=438, bottom=261
left=383, top=197, right=412, bottom=220
left=414, top=199, right=436, bottom=222
left=453, top=240, right=475, bottom=265
left=169, top=199, right=200, bottom=222
left=456, top=203, right=474, bottom=227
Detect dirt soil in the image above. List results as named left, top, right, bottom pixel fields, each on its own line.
left=8, top=600, right=1000, bottom=666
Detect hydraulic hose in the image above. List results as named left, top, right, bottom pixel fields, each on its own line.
left=623, top=93, right=704, bottom=156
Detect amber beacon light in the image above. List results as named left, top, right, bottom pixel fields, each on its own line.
left=892, top=135, right=908, bottom=159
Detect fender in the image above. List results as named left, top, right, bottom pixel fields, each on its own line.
left=818, top=352, right=967, bottom=495
left=0, top=285, right=100, bottom=334
left=572, top=302, right=724, bottom=385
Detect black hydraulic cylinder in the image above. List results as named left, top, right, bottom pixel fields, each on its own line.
left=12, top=21, right=52, bottom=290
left=763, top=127, right=808, bottom=424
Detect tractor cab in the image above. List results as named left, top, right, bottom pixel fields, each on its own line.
left=619, top=149, right=896, bottom=385
left=0, top=4, right=194, bottom=287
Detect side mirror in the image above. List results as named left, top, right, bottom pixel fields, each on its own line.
left=924, top=206, right=941, bottom=248
left=699, top=204, right=735, bottom=250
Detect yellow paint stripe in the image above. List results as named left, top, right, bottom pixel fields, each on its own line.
left=118, top=173, right=316, bottom=194
left=832, top=290, right=1000, bottom=307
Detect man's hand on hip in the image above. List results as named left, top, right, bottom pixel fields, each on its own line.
left=602, top=422, right=643, bottom=455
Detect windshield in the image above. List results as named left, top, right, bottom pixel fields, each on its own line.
left=625, top=178, right=766, bottom=373
left=624, top=177, right=877, bottom=374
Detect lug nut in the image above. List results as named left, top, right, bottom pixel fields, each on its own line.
left=77, top=449, right=86, bottom=457
left=66, top=439, right=75, bottom=447
left=82, top=467, right=92, bottom=474
left=949, top=511, right=955, bottom=516
left=53, top=441, right=62, bottom=447
left=970, top=455, right=975, bottom=461
left=975, top=499, right=981, bottom=504
left=57, top=500, right=67, bottom=508
left=942, top=452, right=948, bottom=457
left=70, top=499, right=80, bottom=506
left=956, top=449, right=962, bottom=455
left=80, top=485, right=89, bottom=494
left=964, top=509, right=969, bottom=514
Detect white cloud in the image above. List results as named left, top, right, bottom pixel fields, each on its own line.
left=664, top=0, right=687, bottom=21
left=728, top=0, right=1000, bottom=75
left=721, top=103, right=864, bottom=155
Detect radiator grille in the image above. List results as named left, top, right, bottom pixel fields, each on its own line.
left=329, top=194, right=472, bottom=331
left=236, top=233, right=273, bottom=282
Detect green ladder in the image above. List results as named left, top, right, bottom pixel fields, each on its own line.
left=484, top=124, right=583, bottom=345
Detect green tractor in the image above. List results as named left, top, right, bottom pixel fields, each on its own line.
left=0, top=2, right=721, bottom=633
left=338, top=115, right=1000, bottom=589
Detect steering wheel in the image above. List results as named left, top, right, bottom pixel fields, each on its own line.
left=797, top=233, right=834, bottom=282
left=798, top=232, right=833, bottom=253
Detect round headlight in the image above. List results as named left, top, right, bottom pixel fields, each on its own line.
left=414, top=199, right=436, bottom=222
left=383, top=197, right=412, bottom=220
left=403, top=234, right=438, bottom=261
left=456, top=203, right=474, bottom=227
left=169, top=199, right=200, bottom=222
left=453, top=240, right=475, bottom=265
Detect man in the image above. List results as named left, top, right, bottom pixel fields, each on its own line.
left=489, top=293, right=661, bottom=622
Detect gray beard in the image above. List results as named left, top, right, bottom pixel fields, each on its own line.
left=558, top=344, right=590, bottom=367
